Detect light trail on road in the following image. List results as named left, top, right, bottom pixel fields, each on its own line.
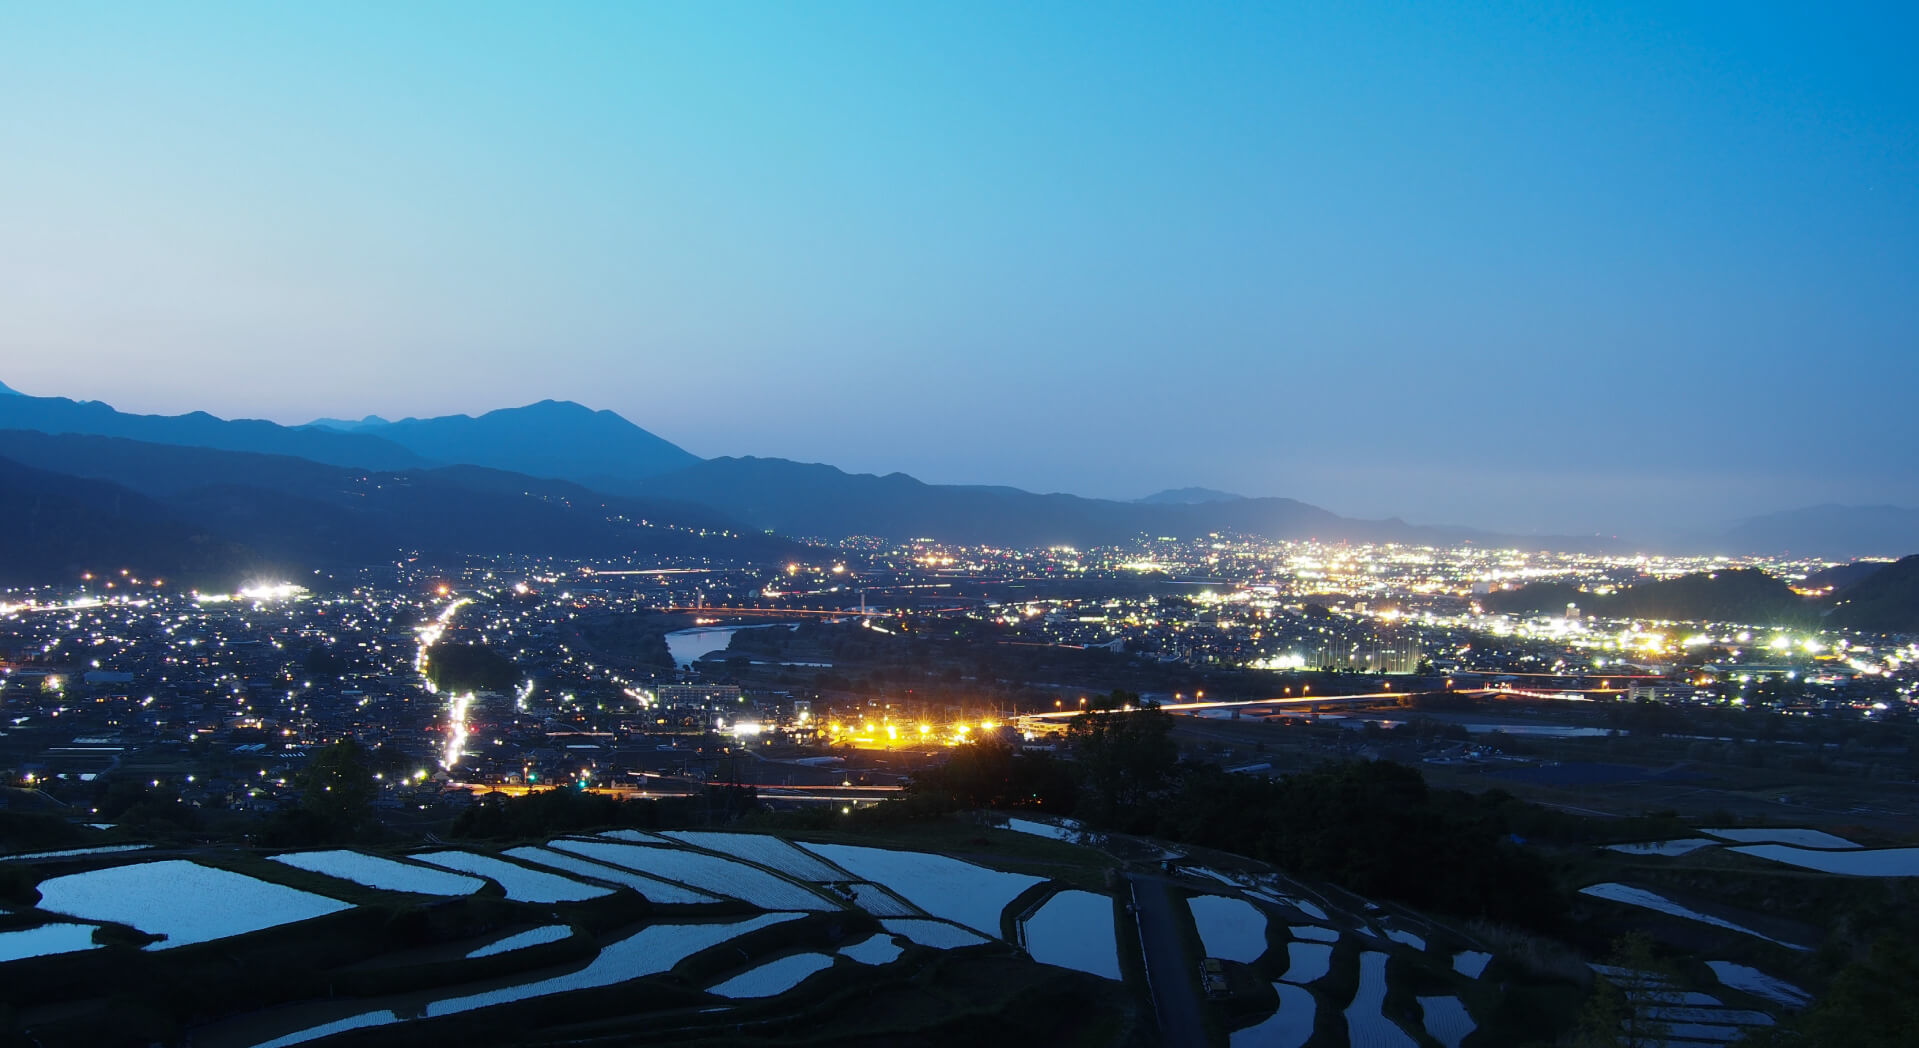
left=414, top=596, right=474, bottom=768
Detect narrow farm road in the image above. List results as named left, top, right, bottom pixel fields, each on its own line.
left=1127, top=873, right=1208, bottom=1048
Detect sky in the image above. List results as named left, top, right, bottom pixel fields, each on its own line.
left=1, top=2, right=1914, bottom=536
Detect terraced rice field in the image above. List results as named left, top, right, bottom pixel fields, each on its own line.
left=1594, top=964, right=1785, bottom=1042
left=801, top=843, right=1042, bottom=936
left=837, top=882, right=920, bottom=917
left=0, top=844, right=151, bottom=862
left=253, top=914, right=805, bottom=1048
left=1452, top=950, right=1492, bottom=978
left=838, top=933, right=903, bottom=966
left=503, top=846, right=721, bottom=904
left=1022, top=890, right=1120, bottom=980
left=1605, top=838, right=1721, bottom=857
left=408, top=851, right=611, bottom=903
left=466, top=925, right=570, bottom=959
left=271, top=850, right=484, bottom=896
left=1280, top=941, right=1333, bottom=984
left=1703, top=828, right=1859, bottom=849
left=1728, top=844, right=1919, bottom=877
left=1383, top=927, right=1425, bottom=951
left=35, top=860, right=351, bottom=950
left=1417, top=995, right=1475, bottom=1048
left=1231, top=983, right=1316, bottom=1047
left=707, top=952, right=835, bottom=998
left=880, top=918, right=989, bottom=949
left=1706, top=961, right=1810, bottom=1007
left=1187, top=895, right=1269, bottom=963
left=1579, top=883, right=1808, bottom=950
left=548, top=840, right=837, bottom=910
left=0, top=922, right=101, bottom=962
left=1345, top=951, right=1418, bottom=1047
left=661, top=832, right=848, bottom=881
left=596, top=829, right=669, bottom=844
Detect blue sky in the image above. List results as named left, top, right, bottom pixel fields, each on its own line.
left=1, top=3, right=1913, bottom=534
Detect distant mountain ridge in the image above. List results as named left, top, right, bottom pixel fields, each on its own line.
left=635, top=456, right=1610, bottom=551
left=1136, top=487, right=1246, bottom=505
left=0, top=390, right=426, bottom=469
left=5, top=379, right=1907, bottom=558
left=0, top=430, right=788, bottom=585
left=0, top=387, right=701, bottom=493
left=1718, top=504, right=1919, bottom=558
left=306, top=414, right=392, bottom=431
left=309, top=400, right=700, bottom=490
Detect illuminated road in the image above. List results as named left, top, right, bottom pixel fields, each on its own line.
left=1017, top=684, right=1639, bottom=732
left=458, top=782, right=902, bottom=804
left=414, top=596, right=474, bottom=768
left=1016, top=691, right=1409, bottom=730
left=657, top=605, right=974, bottom=618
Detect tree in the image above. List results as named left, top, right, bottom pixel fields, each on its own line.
left=1572, top=933, right=1679, bottom=1048
left=906, top=741, right=1078, bottom=813
left=1745, top=936, right=1919, bottom=1048
left=1067, top=702, right=1176, bottom=825
left=424, top=642, right=521, bottom=693
left=298, top=738, right=377, bottom=837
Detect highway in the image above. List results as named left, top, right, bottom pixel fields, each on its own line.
left=1017, top=683, right=1643, bottom=731
left=455, top=781, right=901, bottom=803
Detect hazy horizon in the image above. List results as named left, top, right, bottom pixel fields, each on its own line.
left=7, top=373, right=1911, bottom=544
left=3, top=4, right=1914, bottom=535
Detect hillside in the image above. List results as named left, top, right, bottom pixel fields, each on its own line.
left=1799, top=560, right=1893, bottom=594
left=0, top=457, right=264, bottom=586
left=1827, top=555, right=1919, bottom=633
left=0, top=431, right=790, bottom=583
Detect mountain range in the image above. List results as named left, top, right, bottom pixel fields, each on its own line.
left=1716, top=504, right=1919, bottom=559
left=304, top=400, right=700, bottom=490
left=0, top=428, right=788, bottom=587
left=0, top=382, right=1913, bottom=588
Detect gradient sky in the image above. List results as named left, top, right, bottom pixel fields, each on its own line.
left=2, top=3, right=1914, bottom=535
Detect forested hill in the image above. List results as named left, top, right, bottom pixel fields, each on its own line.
left=1484, top=562, right=1919, bottom=633
left=1482, top=569, right=1816, bottom=627
left=0, top=456, right=266, bottom=587
left=1828, top=555, right=1919, bottom=633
